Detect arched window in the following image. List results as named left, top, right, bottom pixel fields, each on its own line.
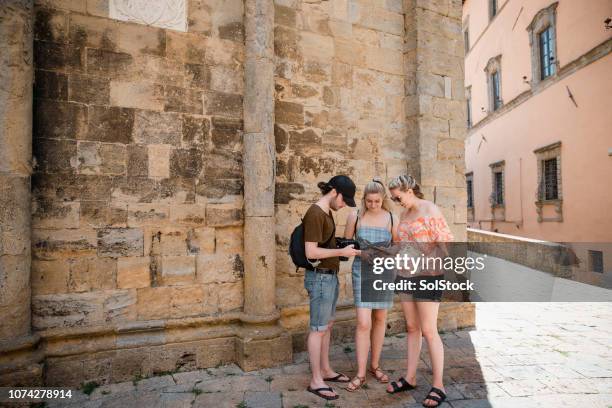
left=484, top=55, right=503, bottom=113
left=527, top=3, right=559, bottom=86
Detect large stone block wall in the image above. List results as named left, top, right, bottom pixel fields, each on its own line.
left=273, top=0, right=469, bottom=333
left=274, top=0, right=410, bottom=317
left=30, top=0, right=246, bottom=331
left=404, top=0, right=467, bottom=242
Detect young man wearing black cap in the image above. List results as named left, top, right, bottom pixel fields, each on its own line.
left=303, top=175, right=361, bottom=400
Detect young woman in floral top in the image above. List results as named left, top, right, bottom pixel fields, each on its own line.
left=385, top=175, right=453, bottom=408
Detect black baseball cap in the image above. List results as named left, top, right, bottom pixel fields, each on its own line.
left=328, top=175, right=356, bottom=207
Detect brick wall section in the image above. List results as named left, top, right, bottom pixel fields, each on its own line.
left=30, top=0, right=246, bottom=330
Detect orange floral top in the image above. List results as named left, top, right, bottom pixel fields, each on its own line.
left=397, top=216, right=454, bottom=276
left=398, top=216, right=454, bottom=243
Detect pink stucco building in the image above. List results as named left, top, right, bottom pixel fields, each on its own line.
left=463, top=0, right=611, bottom=244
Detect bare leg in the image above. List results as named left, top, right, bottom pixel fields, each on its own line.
left=370, top=309, right=388, bottom=373
left=354, top=308, right=372, bottom=378
left=320, top=320, right=333, bottom=374
left=308, top=330, right=336, bottom=398
left=403, top=300, right=421, bottom=384
left=416, top=301, right=444, bottom=407
left=319, top=320, right=347, bottom=380
left=387, top=300, right=420, bottom=392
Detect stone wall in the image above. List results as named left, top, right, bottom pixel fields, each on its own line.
left=273, top=0, right=468, bottom=337
left=1, top=0, right=34, bottom=342
left=467, top=228, right=574, bottom=277
left=274, top=0, right=410, bottom=319
left=30, top=0, right=245, bottom=331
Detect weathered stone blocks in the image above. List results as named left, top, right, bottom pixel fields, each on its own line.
left=77, top=142, right=127, bottom=175
left=164, top=86, right=203, bottom=114
left=170, top=148, right=204, bottom=179
left=34, top=8, right=68, bottom=43
left=169, top=204, right=207, bottom=226
left=274, top=26, right=299, bottom=59
left=235, top=332, right=292, bottom=372
left=184, top=62, right=211, bottom=89
left=147, top=144, right=171, bottom=178
left=165, top=31, right=207, bottom=64
left=32, top=289, right=136, bottom=330
left=181, top=115, right=210, bottom=146
left=86, top=48, right=133, bottom=75
left=203, top=91, right=243, bottom=118
left=132, top=110, right=182, bottom=145
left=211, top=117, right=243, bottom=151
left=67, top=257, right=116, bottom=292
left=34, top=70, right=68, bottom=100
left=117, top=257, right=150, bottom=289
left=31, top=259, right=69, bottom=295
left=196, top=253, right=242, bottom=284
left=32, top=199, right=79, bottom=229
left=82, top=202, right=127, bottom=229
left=275, top=100, right=304, bottom=126
left=160, top=255, right=196, bottom=286
left=33, top=138, right=77, bottom=173
left=110, top=81, right=164, bottom=110
left=206, top=203, right=244, bottom=227
left=215, top=226, right=243, bottom=254
left=127, top=203, right=170, bottom=227
left=135, top=284, right=217, bottom=320
left=69, top=74, right=110, bottom=105
left=275, top=182, right=306, bottom=205
left=127, top=145, right=148, bottom=177
left=87, top=106, right=134, bottom=144
left=97, top=228, right=144, bottom=257
left=33, top=228, right=97, bottom=260
left=34, top=40, right=82, bottom=71
left=34, top=100, right=87, bottom=140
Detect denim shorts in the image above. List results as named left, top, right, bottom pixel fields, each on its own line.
left=304, top=269, right=339, bottom=332
left=397, top=275, right=444, bottom=302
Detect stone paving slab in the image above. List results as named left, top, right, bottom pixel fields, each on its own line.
left=44, top=302, right=612, bottom=407
left=244, top=391, right=282, bottom=408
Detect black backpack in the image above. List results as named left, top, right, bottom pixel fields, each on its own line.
left=289, top=218, right=335, bottom=271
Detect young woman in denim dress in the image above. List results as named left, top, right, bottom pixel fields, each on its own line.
left=343, top=179, right=399, bottom=392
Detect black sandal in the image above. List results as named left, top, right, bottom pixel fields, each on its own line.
left=422, top=386, right=446, bottom=407
left=386, top=377, right=416, bottom=394
left=307, top=386, right=339, bottom=400
left=323, top=372, right=350, bottom=383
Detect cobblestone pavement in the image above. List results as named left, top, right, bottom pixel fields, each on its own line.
left=49, top=302, right=612, bottom=408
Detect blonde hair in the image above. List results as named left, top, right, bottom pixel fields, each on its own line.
left=361, top=178, right=393, bottom=213
left=388, top=174, right=424, bottom=199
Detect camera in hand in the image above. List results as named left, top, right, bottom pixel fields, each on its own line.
left=336, top=238, right=360, bottom=261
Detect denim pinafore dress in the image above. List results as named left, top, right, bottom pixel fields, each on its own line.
left=351, top=211, right=394, bottom=309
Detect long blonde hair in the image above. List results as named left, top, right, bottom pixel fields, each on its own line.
left=360, top=178, right=393, bottom=214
